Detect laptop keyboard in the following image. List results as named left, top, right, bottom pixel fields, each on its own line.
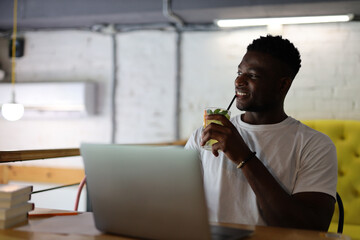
left=210, top=225, right=252, bottom=240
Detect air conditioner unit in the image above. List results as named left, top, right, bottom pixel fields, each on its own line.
left=0, top=82, right=97, bottom=116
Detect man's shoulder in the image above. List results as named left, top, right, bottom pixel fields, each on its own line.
left=295, top=119, right=335, bottom=147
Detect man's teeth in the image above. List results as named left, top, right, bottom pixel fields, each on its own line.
left=237, top=92, right=247, bottom=96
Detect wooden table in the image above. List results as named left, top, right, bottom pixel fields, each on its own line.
left=0, top=211, right=351, bottom=240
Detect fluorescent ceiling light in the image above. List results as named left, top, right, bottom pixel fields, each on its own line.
left=215, top=14, right=354, bottom=28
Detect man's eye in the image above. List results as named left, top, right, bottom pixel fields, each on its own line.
left=249, top=74, right=259, bottom=79
left=237, top=71, right=259, bottom=79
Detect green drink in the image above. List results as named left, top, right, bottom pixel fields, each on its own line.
left=202, top=107, right=231, bottom=150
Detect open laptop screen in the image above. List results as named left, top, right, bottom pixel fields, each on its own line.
left=81, top=143, right=212, bottom=240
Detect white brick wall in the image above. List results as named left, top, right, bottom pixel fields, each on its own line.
left=17, top=31, right=111, bottom=83
left=115, top=30, right=177, bottom=143
left=283, top=22, right=360, bottom=120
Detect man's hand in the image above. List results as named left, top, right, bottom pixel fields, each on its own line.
left=201, top=114, right=251, bottom=163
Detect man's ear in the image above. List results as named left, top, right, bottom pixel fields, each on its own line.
left=279, top=77, right=292, bottom=96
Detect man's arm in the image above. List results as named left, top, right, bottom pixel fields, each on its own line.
left=201, top=114, right=335, bottom=231
left=241, top=156, right=335, bottom=231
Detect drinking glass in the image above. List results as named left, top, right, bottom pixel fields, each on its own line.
left=202, top=107, right=231, bottom=150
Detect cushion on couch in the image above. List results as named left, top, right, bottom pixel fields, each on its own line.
left=302, top=120, right=360, bottom=240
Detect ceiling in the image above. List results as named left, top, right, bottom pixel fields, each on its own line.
left=0, top=0, right=359, bottom=31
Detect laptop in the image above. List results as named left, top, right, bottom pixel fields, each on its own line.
left=81, top=143, right=253, bottom=240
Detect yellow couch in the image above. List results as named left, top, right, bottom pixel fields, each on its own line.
left=302, top=120, right=360, bottom=240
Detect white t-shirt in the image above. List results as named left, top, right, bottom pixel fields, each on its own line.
left=185, top=115, right=337, bottom=225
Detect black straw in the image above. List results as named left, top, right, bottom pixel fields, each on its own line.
left=226, top=95, right=236, bottom=111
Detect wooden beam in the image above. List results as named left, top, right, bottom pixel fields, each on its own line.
left=0, top=165, right=85, bottom=184
left=0, top=140, right=187, bottom=163
left=0, top=148, right=81, bottom=163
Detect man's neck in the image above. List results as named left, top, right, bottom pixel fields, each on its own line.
left=241, top=111, right=288, bottom=125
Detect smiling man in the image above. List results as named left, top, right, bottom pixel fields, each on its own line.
left=185, top=35, right=337, bottom=231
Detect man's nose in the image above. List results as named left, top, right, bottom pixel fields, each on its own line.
left=235, top=74, right=247, bottom=87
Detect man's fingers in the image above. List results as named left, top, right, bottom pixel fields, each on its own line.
left=201, top=129, right=211, bottom=146
left=202, top=125, right=225, bottom=142
left=211, top=142, right=221, bottom=157
left=205, top=114, right=232, bottom=127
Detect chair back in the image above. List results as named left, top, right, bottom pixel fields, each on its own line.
left=336, top=192, right=344, bottom=233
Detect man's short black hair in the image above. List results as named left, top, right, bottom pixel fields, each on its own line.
left=247, top=35, right=301, bottom=79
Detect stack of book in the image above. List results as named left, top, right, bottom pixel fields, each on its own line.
left=0, top=184, right=34, bottom=229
